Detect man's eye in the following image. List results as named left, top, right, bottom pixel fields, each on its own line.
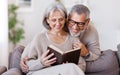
left=70, top=20, right=75, bottom=24
left=78, top=22, right=85, bottom=26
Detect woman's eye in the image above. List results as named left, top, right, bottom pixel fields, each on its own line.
left=51, top=19, right=56, bottom=22
left=59, top=18, right=64, bottom=21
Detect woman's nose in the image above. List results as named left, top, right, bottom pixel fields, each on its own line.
left=56, top=20, right=60, bottom=25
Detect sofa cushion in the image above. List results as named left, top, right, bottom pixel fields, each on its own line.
left=85, top=50, right=119, bottom=75
left=117, top=44, right=120, bottom=63
left=9, top=45, right=25, bottom=70
left=2, top=68, right=22, bottom=75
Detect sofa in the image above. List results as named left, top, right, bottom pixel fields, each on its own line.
left=0, top=66, right=7, bottom=74
left=2, top=44, right=120, bottom=75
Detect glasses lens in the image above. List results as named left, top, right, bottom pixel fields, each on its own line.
left=69, top=19, right=86, bottom=27
left=69, top=19, right=75, bottom=25
left=78, top=22, right=86, bottom=26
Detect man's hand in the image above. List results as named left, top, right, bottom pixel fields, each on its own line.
left=20, top=56, right=29, bottom=73
left=73, top=42, right=89, bottom=57
left=80, top=43, right=89, bottom=57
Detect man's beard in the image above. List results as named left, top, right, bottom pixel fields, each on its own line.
left=69, top=29, right=86, bottom=37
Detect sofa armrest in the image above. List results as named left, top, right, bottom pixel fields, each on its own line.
left=0, top=66, right=7, bottom=75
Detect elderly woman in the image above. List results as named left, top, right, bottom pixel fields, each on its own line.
left=21, top=2, right=85, bottom=75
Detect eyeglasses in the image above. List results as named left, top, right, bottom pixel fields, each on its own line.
left=68, top=19, right=87, bottom=27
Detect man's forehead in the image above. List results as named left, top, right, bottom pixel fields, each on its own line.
left=69, top=13, right=87, bottom=22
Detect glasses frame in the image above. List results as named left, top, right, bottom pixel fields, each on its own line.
left=68, top=19, right=88, bottom=27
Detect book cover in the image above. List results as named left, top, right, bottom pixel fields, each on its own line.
left=47, top=45, right=81, bottom=65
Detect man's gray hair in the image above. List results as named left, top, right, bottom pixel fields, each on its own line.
left=43, top=2, right=67, bottom=30
left=68, top=4, right=90, bottom=19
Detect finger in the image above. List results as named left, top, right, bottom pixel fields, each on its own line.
left=21, top=64, right=27, bottom=72
left=20, top=63, right=26, bottom=72
left=20, top=59, right=29, bottom=71
left=47, top=59, right=56, bottom=66
left=73, top=43, right=79, bottom=48
left=24, top=56, right=29, bottom=61
left=66, top=61, right=68, bottom=63
left=41, top=53, right=55, bottom=66
left=76, top=42, right=83, bottom=47
left=45, top=60, right=56, bottom=67
left=21, top=60, right=28, bottom=68
left=21, top=65, right=29, bottom=73
left=45, top=57, right=56, bottom=64
left=41, top=50, right=50, bottom=58
left=45, top=53, right=54, bottom=60
left=49, top=60, right=56, bottom=65
left=41, top=52, right=54, bottom=62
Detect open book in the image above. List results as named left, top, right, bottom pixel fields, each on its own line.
left=47, top=45, right=81, bottom=65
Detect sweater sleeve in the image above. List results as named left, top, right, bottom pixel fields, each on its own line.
left=22, top=33, right=45, bottom=71
left=85, top=34, right=101, bottom=61
left=80, top=25, right=101, bottom=61
left=26, top=45, right=45, bottom=71
left=26, top=59, right=45, bottom=71
left=77, top=57, right=86, bottom=72
left=84, top=25, right=101, bottom=61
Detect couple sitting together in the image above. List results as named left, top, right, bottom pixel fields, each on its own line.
left=20, top=2, right=101, bottom=75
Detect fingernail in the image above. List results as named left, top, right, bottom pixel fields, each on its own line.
left=52, top=53, right=54, bottom=55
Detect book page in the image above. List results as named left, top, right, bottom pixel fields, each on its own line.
left=48, top=45, right=63, bottom=54
left=65, top=48, right=81, bottom=53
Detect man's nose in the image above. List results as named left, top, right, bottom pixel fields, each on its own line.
left=72, top=24, right=78, bottom=29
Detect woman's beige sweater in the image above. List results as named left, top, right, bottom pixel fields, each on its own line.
left=21, top=31, right=86, bottom=74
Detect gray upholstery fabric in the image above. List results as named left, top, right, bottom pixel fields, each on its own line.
left=9, top=45, right=25, bottom=70
left=6, top=45, right=26, bottom=75
left=2, top=68, right=22, bottom=75
left=7, top=45, right=120, bottom=75
left=85, top=50, right=119, bottom=75
left=117, top=44, right=120, bottom=63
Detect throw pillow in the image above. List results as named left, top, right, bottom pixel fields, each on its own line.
left=9, top=45, right=25, bottom=70
left=85, top=50, right=119, bottom=75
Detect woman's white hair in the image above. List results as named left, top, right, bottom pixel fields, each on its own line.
left=43, top=2, right=67, bottom=30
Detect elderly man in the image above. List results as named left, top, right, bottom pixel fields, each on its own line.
left=68, top=4, right=101, bottom=61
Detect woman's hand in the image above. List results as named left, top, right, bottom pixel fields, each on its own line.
left=20, top=56, right=29, bottom=73
left=40, top=50, right=56, bottom=67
